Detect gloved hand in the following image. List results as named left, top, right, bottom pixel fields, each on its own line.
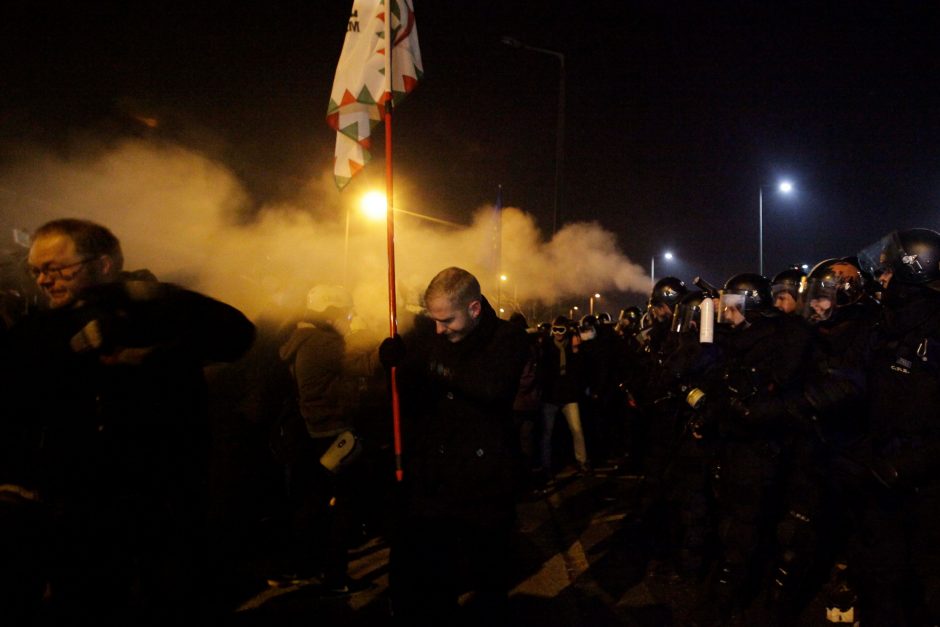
left=379, top=334, right=406, bottom=369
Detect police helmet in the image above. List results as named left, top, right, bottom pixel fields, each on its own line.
left=858, top=228, right=940, bottom=291
left=718, top=273, right=772, bottom=324
left=771, top=266, right=806, bottom=298
left=649, top=277, right=688, bottom=309
left=801, top=258, right=864, bottom=323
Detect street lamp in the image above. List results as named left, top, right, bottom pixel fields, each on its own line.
left=345, top=192, right=464, bottom=285
left=759, top=181, right=794, bottom=276
left=501, top=36, right=565, bottom=236
left=589, top=293, right=601, bottom=315
left=650, top=251, right=675, bottom=288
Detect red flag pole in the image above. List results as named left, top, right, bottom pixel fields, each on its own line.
left=384, top=6, right=404, bottom=483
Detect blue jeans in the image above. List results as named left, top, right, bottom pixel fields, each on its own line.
left=540, top=401, right=587, bottom=471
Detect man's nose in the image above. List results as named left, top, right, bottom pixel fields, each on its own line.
left=435, top=322, right=448, bottom=334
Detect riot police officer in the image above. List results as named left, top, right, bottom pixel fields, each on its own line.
left=852, top=228, right=940, bottom=625
left=693, top=272, right=813, bottom=625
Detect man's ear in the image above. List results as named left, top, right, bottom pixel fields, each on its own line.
left=97, top=254, right=117, bottom=279
left=468, top=299, right=482, bottom=319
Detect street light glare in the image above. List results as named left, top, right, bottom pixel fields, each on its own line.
left=500, top=274, right=508, bottom=281
left=779, top=181, right=794, bottom=193
left=664, top=251, right=674, bottom=260
left=361, top=191, right=387, bottom=221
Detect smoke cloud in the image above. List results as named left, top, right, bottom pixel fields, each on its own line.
left=0, top=139, right=650, bottom=331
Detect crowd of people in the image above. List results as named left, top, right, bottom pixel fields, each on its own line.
left=1, top=218, right=939, bottom=627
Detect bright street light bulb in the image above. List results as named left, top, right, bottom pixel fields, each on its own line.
left=500, top=274, right=508, bottom=281
left=594, top=293, right=601, bottom=298
left=664, top=251, right=674, bottom=260
left=779, top=181, right=794, bottom=193
left=361, top=191, right=388, bottom=220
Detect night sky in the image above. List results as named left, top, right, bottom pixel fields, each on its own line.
left=2, top=1, right=940, bottom=304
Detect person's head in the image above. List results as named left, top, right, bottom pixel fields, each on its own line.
left=578, top=314, right=598, bottom=340
left=671, top=290, right=707, bottom=334
left=771, top=266, right=806, bottom=314
left=718, top=272, right=773, bottom=327
left=648, top=277, right=687, bottom=323
left=550, top=316, right=571, bottom=342
left=618, top=306, right=642, bottom=332
left=424, top=267, right=483, bottom=343
left=27, top=218, right=123, bottom=309
left=306, top=284, right=354, bottom=331
left=801, top=258, right=864, bottom=323
left=861, top=228, right=940, bottom=290
left=508, top=311, right=528, bottom=330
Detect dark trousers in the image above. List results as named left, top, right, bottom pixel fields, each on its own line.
left=390, top=514, right=513, bottom=627
left=284, top=435, right=351, bottom=583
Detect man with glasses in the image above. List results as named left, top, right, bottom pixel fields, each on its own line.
left=2, top=218, right=255, bottom=625
left=26, top=218, right=124, bottom=309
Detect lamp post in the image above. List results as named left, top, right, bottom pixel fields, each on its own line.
left=759, top=181, right=794, bottom=276
left=501, top=36, right=565, bottom=236
left=650, top=251, right=675, bottom=288
left=589, top=293, right=601, bottom=315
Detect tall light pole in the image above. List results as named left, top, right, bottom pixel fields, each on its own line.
left=501, top=36, right=565, bottom=236
left=759, top=180, right=794, bottom=276
left=650, top=251, right=675, bottom=288
left=589, top=293, right=601, bottom=315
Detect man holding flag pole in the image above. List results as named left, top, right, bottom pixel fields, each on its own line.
left=328, top=3, right=528, bottom=623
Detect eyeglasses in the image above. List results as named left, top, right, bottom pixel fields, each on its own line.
left=551, top=326, right=568, bottom=334
left=28, top=258, right=94, bottom=280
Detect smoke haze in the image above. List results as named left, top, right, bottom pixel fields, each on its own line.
left=0, top=139, right=651, bottom=331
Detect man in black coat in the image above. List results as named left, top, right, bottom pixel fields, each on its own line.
left=381, top=266, right=528, bottom=626
left=1, top=218, right=255, bottom=625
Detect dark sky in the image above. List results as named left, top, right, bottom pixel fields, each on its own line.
left=2, top=1, right=940, bottom=297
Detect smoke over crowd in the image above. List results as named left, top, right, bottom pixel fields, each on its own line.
left=0, top=139, right=651, bottom=330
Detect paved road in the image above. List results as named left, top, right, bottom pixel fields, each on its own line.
left=218, top=464, right=835, bottom=626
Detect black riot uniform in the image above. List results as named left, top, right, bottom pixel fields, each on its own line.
left=695, top=273, right=813, bottom=623
left=654, top=290, right=725, bottom=581
left=852, top=228, right=940, bottom=625
left=758, top=257, right=876, bottom=619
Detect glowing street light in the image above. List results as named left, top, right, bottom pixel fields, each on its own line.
left=589, top=292, right=601, bottom=315
left=759, top=180, right=795, bottom=276
left=361, top=191, right=388, bottom=220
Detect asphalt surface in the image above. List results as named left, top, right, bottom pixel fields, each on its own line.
left=213, top=462, right=838, bottom=627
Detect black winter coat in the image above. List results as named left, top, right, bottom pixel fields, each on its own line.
left=395, top=297, right=528, bottom=525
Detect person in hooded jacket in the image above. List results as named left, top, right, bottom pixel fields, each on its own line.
left=271, top=284, right=379, bottom=594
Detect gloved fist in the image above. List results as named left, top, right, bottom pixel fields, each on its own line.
left=379, top=334, right=406, bottom=369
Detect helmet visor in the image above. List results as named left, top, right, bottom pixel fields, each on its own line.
left=801, top=279, right=837, bottom=323
left=717, top=292, right=747, bottom=325
left=671, top=301, right=699, bottom=333
left=857, top=231, right=900, bottom=284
